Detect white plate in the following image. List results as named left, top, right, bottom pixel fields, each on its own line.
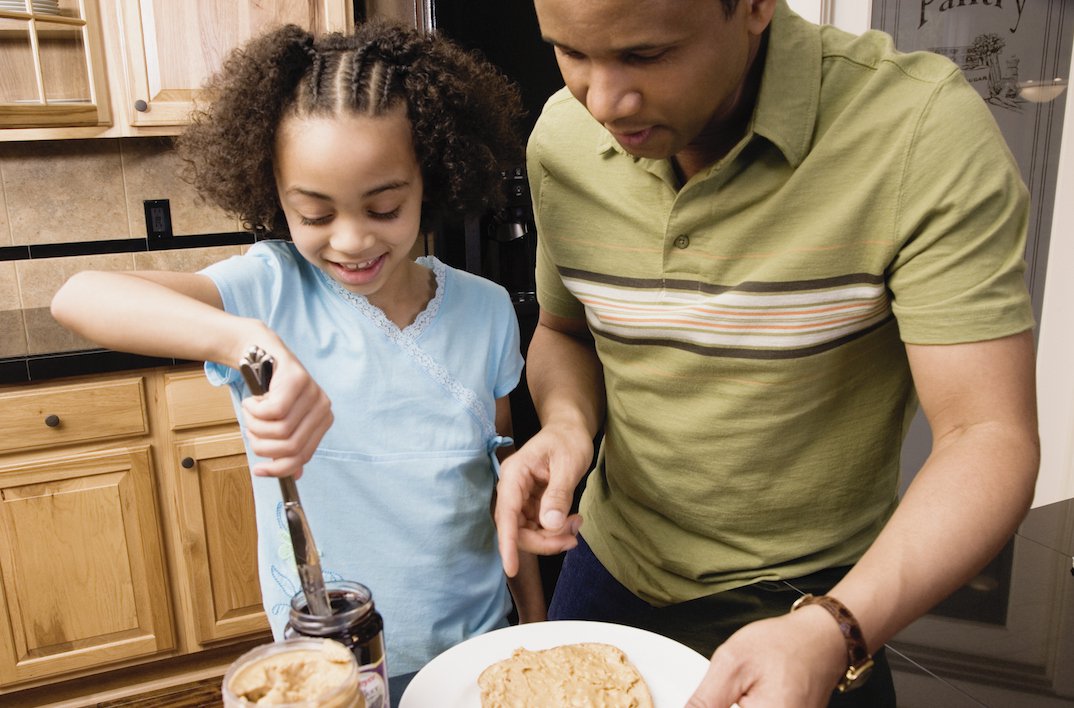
left=399, top=620, right=711, bottom=708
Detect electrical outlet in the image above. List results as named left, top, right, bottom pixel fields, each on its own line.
left=143, top=199, right=173, bottom=240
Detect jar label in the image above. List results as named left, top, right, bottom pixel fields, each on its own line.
left=359, top=654, right=389, bottom=708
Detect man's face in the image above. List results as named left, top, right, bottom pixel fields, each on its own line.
left=533, top=0, right=767, bottom=160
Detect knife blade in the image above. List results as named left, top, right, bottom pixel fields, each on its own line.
left=239, top=345, right=333, bottom=617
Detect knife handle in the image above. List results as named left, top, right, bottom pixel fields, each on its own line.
left=239, top=345, right=274, bottom=396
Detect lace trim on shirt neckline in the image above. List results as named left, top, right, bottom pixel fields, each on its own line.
left=319, top=257, right=496, bottom=439
left=318, top=255, right=444, bottom=339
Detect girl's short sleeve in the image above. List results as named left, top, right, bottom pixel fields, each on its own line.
left=197, top=240, right=295, bottom=386
left=492, top=295, right=524, bottom=400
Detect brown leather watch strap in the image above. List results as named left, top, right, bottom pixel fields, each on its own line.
left=791, top=593, right=875, bottom=692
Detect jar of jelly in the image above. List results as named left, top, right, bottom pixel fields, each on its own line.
left=285, top=581, right=389, bottom=708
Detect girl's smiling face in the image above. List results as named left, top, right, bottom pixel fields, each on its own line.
left=274, top=105, right=425, bottom=308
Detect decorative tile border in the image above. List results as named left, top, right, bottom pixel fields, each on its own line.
left=0, top=246, right=30, bottom=261
left=0, top=232, right=255, bottom=262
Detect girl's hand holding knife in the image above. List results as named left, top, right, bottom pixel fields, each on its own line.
left=239, top=344, right=333, bottom=480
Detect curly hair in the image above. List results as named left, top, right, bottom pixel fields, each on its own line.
left=177, top=20, right=524, bottom=236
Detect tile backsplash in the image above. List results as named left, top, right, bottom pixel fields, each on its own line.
left=0, top=137, right=245, bottom=364
left=0, top=262, right=25, bottom=359
left=0, top=137, right=240, bottom=245
left=17, top=246, right=245, bottom=357
left=3, top=140, right=129, bottom=245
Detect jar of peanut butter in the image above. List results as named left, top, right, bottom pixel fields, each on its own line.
left=285, top=581, right=388, bottom=708
left=222, top=637, right=363, bottom=707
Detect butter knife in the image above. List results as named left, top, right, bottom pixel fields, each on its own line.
left=239, top=345, right=333, bottom=617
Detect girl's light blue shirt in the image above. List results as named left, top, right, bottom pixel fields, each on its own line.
left=200, top=240, right=523, bottom=675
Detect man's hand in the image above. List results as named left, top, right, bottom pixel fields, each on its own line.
left=686, top=607, right=847, bottom=708
left=494, top=421, right=594, bottom=576
left=240, top=348, right=333, bottom=479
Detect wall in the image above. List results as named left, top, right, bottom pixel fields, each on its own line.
left=0, top=138, right=244, bottom=362
left=1034, top=71, right=1074, bottom=509
left=785, top=0, right=870, bottom=32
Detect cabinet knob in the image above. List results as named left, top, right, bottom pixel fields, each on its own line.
left=134, top=99, right=148, bottom=112
left=181, top=457, right=196, bottom=469
left=44, top=414, right=60, bottom=428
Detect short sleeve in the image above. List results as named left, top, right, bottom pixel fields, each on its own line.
left=492, top=292, right=524, bottom=399
left=528, top=114, right=588, bottom=321
left=888, top=70, right=1035, bottom=343
left=197, top=240, right=294, bottom=387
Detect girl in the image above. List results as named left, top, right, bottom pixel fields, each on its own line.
left=51, top=20, right=544, bottom=676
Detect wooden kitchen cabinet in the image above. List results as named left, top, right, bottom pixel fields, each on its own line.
left=162, top=369, right=267, bottom=646
left=0, top=366, right=266, bottom=696
left=0, top=0, right=112, bottom=130
left=1, top=0, right=353, bottom=140
left=116, top=0, right=353, bottom=129
left=0, top=376, right=175, bottom=686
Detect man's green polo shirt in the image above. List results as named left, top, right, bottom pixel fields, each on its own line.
left=527, top=1, right=1034, bottom=605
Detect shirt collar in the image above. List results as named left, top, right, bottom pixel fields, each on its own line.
left=595, top=0, right=820, bottom=169
left=751, top=0, right=820, bottom=168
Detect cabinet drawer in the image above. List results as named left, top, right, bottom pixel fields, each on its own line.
left=0, top=378, right=148, bottom=454
left=164, top=370, right=236, bottom=430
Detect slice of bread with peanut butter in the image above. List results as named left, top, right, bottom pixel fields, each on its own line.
left=477, top=642, right=653, bottom=707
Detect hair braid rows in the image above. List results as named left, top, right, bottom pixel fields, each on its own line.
left=177, top=19, right=524, bottom=237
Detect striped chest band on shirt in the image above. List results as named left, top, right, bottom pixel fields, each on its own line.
left=558, top=267, right=893, bottom=360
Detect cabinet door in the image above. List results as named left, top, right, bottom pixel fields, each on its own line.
left=0, top=0, right=111, bottom=129
left=116, top=0, right=353, bottom=128
left=173, top=432, right=267, bottom=644
left=0, top=446, right=174, bottom=686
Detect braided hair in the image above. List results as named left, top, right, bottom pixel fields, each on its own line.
left=177, top=20, right=524, bottom=236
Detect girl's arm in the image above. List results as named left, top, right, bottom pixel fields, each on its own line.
left=51, top=269, right=269, bottom=366
left=51, top=270, right=333, bottom=479
left=509, top=550, right=547, bottom=624
left=493, top=395, right=548, bottom=623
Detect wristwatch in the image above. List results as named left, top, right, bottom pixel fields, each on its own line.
left=790, top=593, right=875, bottom=693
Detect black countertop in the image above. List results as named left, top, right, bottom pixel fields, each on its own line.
left=0, top=349, right=188, bottom=386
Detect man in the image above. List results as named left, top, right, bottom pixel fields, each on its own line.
left=494, top=0, right=1040, bottom=706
